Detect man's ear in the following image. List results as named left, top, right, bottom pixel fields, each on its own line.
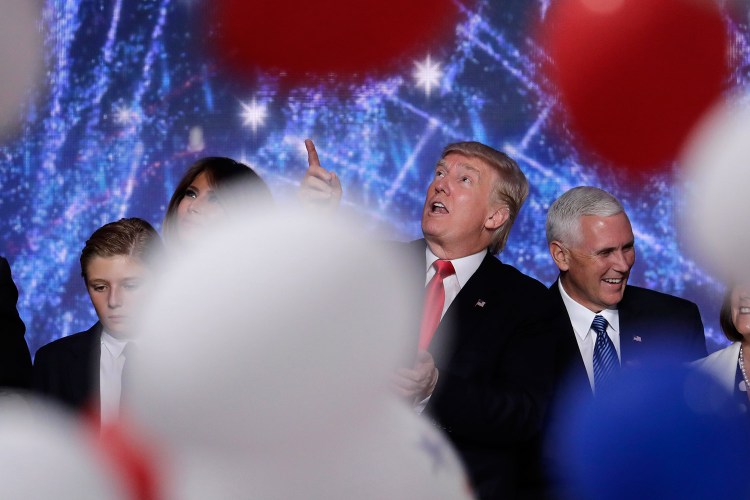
left=549, top=241, right=570, bottom=272
left=485, top=206, right=510, bottom=230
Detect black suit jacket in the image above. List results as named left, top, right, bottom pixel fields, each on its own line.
left=32, top=322, right=101, bottom=412
left=0, top=257, right=32, bottom=389
left=541, top=282, right=707, bottom=498
left=550, top=281, right=707, bottom=396
left=402, top=241, right=556, bottom=499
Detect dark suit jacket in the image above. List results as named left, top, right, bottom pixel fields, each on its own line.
left=0, top=257, right=32, bottom=389
left=541, top=281, right=707, bottom=498
left=32, top=322, right=101, bottom=412
left=550, top=281, right=707, bottom=396
left=402, top=240, right=556, bottom=499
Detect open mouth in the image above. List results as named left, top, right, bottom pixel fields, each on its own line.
left=739, top=306, right=750, bottom=314
left=602, top=278, right=624, bottom=285
left=431, top=201, right=448, bottom=214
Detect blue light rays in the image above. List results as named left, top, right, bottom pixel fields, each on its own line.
left=0, top=0, right=744, bottom=352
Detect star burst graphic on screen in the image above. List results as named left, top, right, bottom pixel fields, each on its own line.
left=0, top=0, right=746, bottom=352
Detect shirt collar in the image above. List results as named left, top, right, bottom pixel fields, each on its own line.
left=558, top=279, right=620, bottom=340
left=425, top=246, right=487, bottom=288
left=100, top=329, right=130, bottom=358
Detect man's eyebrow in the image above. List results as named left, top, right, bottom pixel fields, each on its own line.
left=436, top=160, right=481, bottom=175
left=455, top=162, right=481, bottom=176
left=596, top=246, right=617, bottom=255
left=596, top=240, right=635, bottom=254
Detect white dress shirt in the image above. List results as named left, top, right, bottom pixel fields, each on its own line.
left=415, top=247, right=486, bottom=412
left=558, top=280, right=621, bottom=392
left=424, top=246, right=487, bottom=318
left=99, top=331, right=129, bottom=423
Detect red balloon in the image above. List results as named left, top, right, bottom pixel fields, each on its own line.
left=539, top=0, right=730, bottom=172
left=206, top=0, right=460, bottom=83
left=95, top=419, right=161, bottom=500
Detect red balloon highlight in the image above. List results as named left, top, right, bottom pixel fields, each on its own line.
left=539, top=0, right=730, bottom=172
left=206, top=0, right=460, bottom=84
left=94, top=418, right=161, bottom=500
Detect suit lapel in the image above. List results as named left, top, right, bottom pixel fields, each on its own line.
left=71, top=322, right=102, bottom=407
left=617, top=289, right=639, bottom=367
left=549, top=281, right=591, bottom=393
left=430, top=254, right=494, bottom=367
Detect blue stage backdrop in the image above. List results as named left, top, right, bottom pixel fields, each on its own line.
left=1, top=0, right=744, bottom=355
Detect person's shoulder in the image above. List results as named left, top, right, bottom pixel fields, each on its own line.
left=0, top=256, right=14, bottom=285
left=35, top=324, right=100, bottom=357
left=486, top=256, right=548, bottom=294
left=693, top=341, right=739, bottom=368
left=624, top=285, right=698, bottom=310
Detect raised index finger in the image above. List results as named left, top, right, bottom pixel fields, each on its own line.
left=305, top=138, right=321, bottom=168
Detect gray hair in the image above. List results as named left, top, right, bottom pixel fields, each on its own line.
left=546, top=186, right=624, bottom=245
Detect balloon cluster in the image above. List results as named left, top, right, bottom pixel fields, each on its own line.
left=2, top=212, right=474, bottom=499
left=129, top=211, right=473, bottom=499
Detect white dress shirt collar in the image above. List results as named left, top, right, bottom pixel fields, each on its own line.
left=558, top=279, right=621, bottom=391
left=101, top=329, right=129, bottom=358
left=424, top=246, right=486, bottom=288
left=558, top=280, right=620, bottom=341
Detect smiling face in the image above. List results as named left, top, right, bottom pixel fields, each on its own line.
left=551, top=212, right=635, bottom=312
left=85, top=255, right=150, bottom=338
left=421, top=153, right=509, bottom=259
left=175, top=171, right=227, bottom=245
left=731, top=284, right=750, bottom=338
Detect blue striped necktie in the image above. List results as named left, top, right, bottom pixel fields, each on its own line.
left=592, top=315, right=618, bottom=394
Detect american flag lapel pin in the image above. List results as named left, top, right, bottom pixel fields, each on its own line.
left=633, top=335, right=642, bottom=343
left=475, top=299, right=486, bottom=308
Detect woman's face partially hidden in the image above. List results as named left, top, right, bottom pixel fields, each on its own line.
left=175, top=171, right=226, bottom=245
left=731, top=284, right=750, bottom=339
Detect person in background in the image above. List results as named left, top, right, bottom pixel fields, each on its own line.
left=33, top=218, right=163, bottom=424
left=162, top=157, right=275, bottom=248
left=0, top=256, right=32, bottom=390
left=540, top=186, right=707, bottom=498
left=693, top=282, right=750, bottom=412
left=546, top=186, right=706, bottom=396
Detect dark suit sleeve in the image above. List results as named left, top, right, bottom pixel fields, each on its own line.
left=32, top=325, right=100, bottom=412
left=681, top=300, right=707, bottom=360
left=0, top=257, right=32, bottom=389
left=620, top=287, right=708, bottom=364
left=427, top=274, right=556, bottom=446
left=31, top=343, right=56, bottom=395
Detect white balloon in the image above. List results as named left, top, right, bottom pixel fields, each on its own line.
left=129, top=210, right=420, bottom=454
left=0, top=0, right=44, bottom=138
left=164, top=398, right=473, bottom=500
left=680, top=91, right=750, bottom=284
left=0, top=395, right=127, bottom=500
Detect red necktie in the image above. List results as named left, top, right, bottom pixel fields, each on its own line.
left=418, top=260, right=456, bottom=351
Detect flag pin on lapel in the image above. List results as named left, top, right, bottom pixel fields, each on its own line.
left=475, top=299, right=486, bottom=308
left=633, top=336, right=642, bottom=342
